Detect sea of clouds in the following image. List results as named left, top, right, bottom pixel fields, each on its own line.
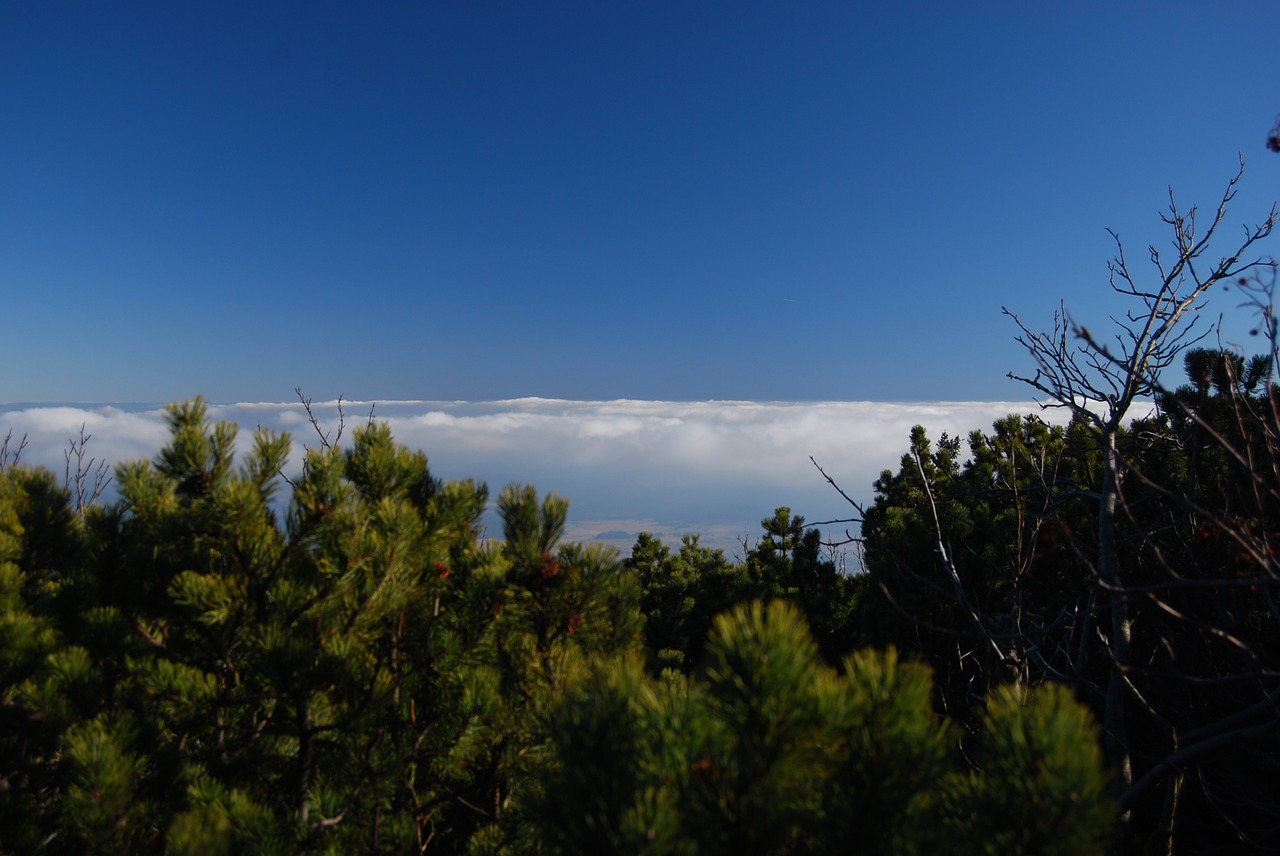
left=0, top=398, right=1066, bottom=558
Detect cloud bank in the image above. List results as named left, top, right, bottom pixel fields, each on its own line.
left=0, top=398, right=1062, bottom=556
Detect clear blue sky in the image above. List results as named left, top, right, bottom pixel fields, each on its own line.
left=4, top=2, right=1278, bottom=404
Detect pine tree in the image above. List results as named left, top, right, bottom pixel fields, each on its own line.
left=520, top=600, right=1113, bottom=855
left=0, top=399, right=1117, bottom=854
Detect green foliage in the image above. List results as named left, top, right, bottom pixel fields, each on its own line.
left=520, top=601, right=1112, bottom=856
left=518, top=655, right=684, bottom=855
left=625, top=507, right=858, bottom=674
left=932, top=684, right=1114, bottom=856
left=860, top=415, right=1103, bottom=719
left=743, top=507, right=857, bottom=662
left=625, top=531, right=748, bottom=672
left=684, top=601, right=833, bottom=854
left=61, top=716, right=153, bottom=853
left=0, top=398, right=1115, bottom=854
left=821, top=646, right=950, bottom=854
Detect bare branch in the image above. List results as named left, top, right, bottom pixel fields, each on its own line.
left=0, top=428, right=28, bottom=471
left=295, top=387, right=347, bottom=450
left=1119, top=691, right=1280, bottom=812
left=63, top=424, right=113, bottom=514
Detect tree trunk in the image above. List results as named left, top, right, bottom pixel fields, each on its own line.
left=297, top=704, right=313, bottom=826
left=1099, top=427, right=1133, bottom=791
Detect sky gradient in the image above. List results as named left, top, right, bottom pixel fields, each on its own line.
left=3, top=5, right=1279, bottom=546
left=4, top=2, right=1279, bottom=404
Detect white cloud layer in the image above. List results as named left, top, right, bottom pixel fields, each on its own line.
left=0, top=399, right=1064, bottom=556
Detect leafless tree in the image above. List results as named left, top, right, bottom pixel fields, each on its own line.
left=806, top=158, right=1280, bottom=851
left=1004, top=156, right=1278, bottom=849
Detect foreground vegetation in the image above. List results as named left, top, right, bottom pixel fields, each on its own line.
left=1, top=398, right=1114, bottom=854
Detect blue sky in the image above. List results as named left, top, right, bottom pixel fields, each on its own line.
left=4, top=2, right=1279, bottom=404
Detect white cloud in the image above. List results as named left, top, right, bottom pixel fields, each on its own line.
left=0, top=398, right=1062, bottom=555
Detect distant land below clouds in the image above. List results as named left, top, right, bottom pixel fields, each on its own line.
left=0, top=398, right=1074, bottom=558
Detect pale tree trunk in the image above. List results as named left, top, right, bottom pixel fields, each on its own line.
left=1098, top=427, right=1133, bottom=790
left=297, top=704, right=313, bottom=826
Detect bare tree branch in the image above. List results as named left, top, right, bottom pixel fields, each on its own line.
left=0, top=428, right=28, bottom=471
left=64, top=423, right=112, bottom=514
left=296, top=387, right=347, bottom=450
